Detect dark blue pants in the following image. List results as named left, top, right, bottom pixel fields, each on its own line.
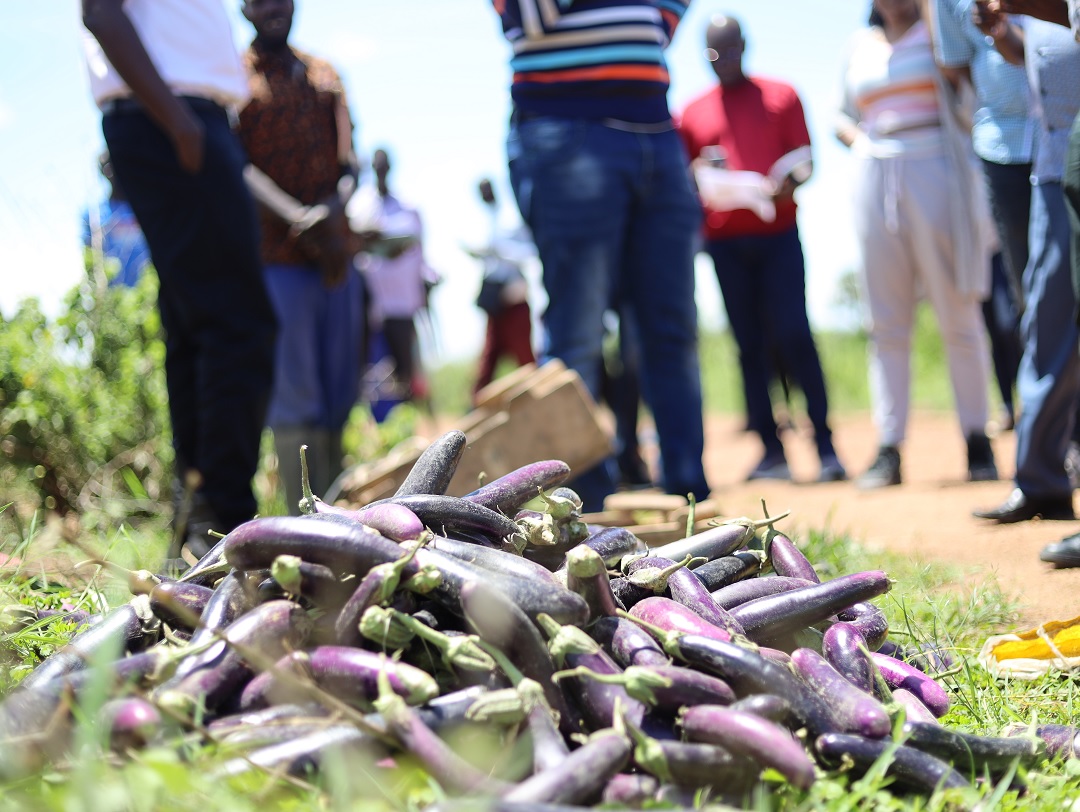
left=982, top=252, right=1022, bottom=417
left=103, top=103, right=278, bottom=531
left=982, top=159, right=1032, bottom=310
left=704, top=228, right=835, bottom=459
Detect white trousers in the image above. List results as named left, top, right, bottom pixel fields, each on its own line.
left=853, top=151, right=991, bottom=447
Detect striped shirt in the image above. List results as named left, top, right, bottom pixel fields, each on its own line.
left=932, top=0, right=1033, bottom=165
left=492, top=0, right=690, bottom=123
left=839, top=21, right=943, bottom=159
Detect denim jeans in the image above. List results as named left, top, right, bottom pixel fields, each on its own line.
left=103, top=103, right=278, bottom=531
left=508, top=116, right=708, bottom=509
left=264, top=264, right=365, bottom=432
left=1015, top=181, right=1080, bottom=499
left=704, top=227, right=835, bottom=461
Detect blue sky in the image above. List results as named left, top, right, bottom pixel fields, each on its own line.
left=0, top=1, right=870, bottom=363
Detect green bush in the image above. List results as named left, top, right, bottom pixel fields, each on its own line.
left=0, top=259, right=170, bottom=543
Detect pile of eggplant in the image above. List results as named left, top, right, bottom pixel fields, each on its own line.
left=0, top=429, right=1068, bottom=806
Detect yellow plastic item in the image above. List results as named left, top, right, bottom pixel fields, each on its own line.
left=979, top=615, right=1080, bottom=680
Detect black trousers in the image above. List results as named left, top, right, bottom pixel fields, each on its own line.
left=102, top=101, right=278, bottom=531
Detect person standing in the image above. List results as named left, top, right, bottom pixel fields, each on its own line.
left=678, top=14, right=846, bottom=484
left=350, top=149, right=438, bottom=408
left=932, top=0, right=1031, bottom=432
left=81, top=0, right=278, bottom=560
left=836, top=0, right=998, bottom=489
left=236, top=0, right=364, bottom=514
left=489, top=0, right=710, bottom=511
left=467, top=178, right=536, bottom=403
left=974, top=3, right=1080, bottom=525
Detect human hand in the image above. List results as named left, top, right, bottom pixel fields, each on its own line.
left=169, top=106, right=205, bottom=174
left=295, top=197, right=351, bottom=288
left=973, top=0, right=1008, bottom=37
left=988, top=0, right=1068, bottom=23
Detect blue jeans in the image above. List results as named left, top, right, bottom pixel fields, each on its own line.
left=1015, top=181, right=1080, bottom=499
left=981, top=252, right=1021, bottom=416
left=103, top=102, right=278, bottom=530
left=704, top=228, right=835, bottom=460
left=264, top=264, right=365, bottom=432
left=508, top=116, right=708, bottom=509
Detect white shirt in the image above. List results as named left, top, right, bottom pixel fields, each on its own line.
left=82, top=0, right=250, bottom=110
left=349, top=186, right=435, bottom=322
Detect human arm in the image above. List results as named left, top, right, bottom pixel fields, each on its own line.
left=928, top=0, right=975, bottom=91
left=81, top=0, right=204, bottom=173
left=977, top=2, right=1027, bottom=63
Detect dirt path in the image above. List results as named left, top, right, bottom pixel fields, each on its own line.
left=693, top=410, right=1080, bottom=627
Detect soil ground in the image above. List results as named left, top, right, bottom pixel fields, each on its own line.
left=689, top=410, right=1080, bottom=628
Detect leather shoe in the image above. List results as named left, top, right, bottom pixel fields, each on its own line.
left=972, top=488, right=1075, bottom=524
left=1040, top=533, right=1080, bottom=568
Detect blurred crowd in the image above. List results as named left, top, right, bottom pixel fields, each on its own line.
left=79, top=0, right=1080, bottom=570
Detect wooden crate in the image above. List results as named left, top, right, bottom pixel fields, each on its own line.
left=332, top=360, right=612, bottom=507
left=582, top=495, right=728, bottom=547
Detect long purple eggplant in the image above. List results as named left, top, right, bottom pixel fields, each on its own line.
left=501, top=729, right=632, bottom=804
left=149, top=581, right=215, bottom=632
left=679, top=704, right=816, bottom=790
left=648, top=515, right=782, bottom=564
left=1005, top=724, right=1078, bottom=760
left=388, top=494, right=521, bottom=546
left=238, top=646, right=439, bottom=711
left=789, top=647, right=891, bottom=738
left=562, top=526, right=647, bottom=571
left=463, top=459, right=571, bottom=515
left=429, top=535, right=560, bottom=585
left=633, top=737, right=758, bottom=791
left=565, top=544, right=623, bottom=619
left=627, top=597, right=736, bottom=645
left=634, top=663, right=735, bottom=712
left=17, top=600, right=158, bottom=692
left=766, top=531, right=820, bottom=583
left=460, top=580, right=584, bottom=738
left=394, top=429, right=468, bottom=497
left=870, top=652, right=951, bottom=718
left=890, top=689, right=937, bottom=725
left=835, top=601, right=889, bottom=651
left=711, top=575, right=816, bottom=610
left=900, top=721, right=1043, bottom=777
left=815, top=732, right=969, bottom=793
left=155, top=600, right=312, bottom=720
left=589, top=616, right=669, bottom=668
left=821, top=621, right=877, bottom=694
left=728, top=571, right=891, bottom=643
left=690, top=551, right=765, bottom=592
left=728, top=693, right=793, bottom=725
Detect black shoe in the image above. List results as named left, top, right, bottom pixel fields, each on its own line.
left=972, top=488, right=1075, bottom=523
left=966, top=432, right=998, bottom=482
left=1066, top=442, right=1080, bottom=491
left=746, top=452, right=791, bottom=482
left=1040, top=533, right=1080, bottom=568
left=856, top=446, right=901, bottom=490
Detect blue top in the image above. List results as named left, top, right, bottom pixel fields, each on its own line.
left=932, top=0, right=1034, bottom=165
left=82, top=198, right=152, bottom=287
left=1023, top=18, right=1080, bottom=183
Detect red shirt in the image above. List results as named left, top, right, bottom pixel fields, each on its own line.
left=678, top=76, right=810, bottom=240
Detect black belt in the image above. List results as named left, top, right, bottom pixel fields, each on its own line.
left=100, top=95, right=225, bottom=117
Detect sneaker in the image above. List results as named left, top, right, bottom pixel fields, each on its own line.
left=747, top=453, right=792, bottom=482
left=856, top=446, right=901, bottom=490
left=966, top=432, right=998, bottom=482
left=818, top=454, right=848, bottom=483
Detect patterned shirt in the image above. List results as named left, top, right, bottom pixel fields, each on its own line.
left=239, top=44, right=353, bottom=267
left=492, top=0, right=690, bottom=123
left=932, top=0, right=1034, bottom=164
left=1071, top=0, right=1080, bottom=40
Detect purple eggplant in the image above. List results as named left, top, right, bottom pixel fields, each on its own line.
left=648, top=515, right=781, bottom=564
left=589, top=616, right=669, bottom=668
left=691, top=551, right=766, bottom=592
left=502, top=729, right=632, bottom=805
left=389, top=494, right=521, bottom=546
left=729, top=571, right=891, bottom=643
left=789, top=647, right=891, bottom=738
left=728, top=694, right=793, bottom=725
left=890, top=689, right=937, bottom=725
left=395, top=429, right=468, bottom=497
left=463, top=459, right=572, bottom=515
left=633, top=737, right=758, bottom=791
left=430, top=535, right=559, bottom=585
left=238, top=646, right=439, bottom=711
left=900, top=721, right=1044, bottom=777
left=766, top=531, right=820, bottom=583
left=149, top=581, right=215, bottom=631
left=627, top=597, right=736, bottom=645
left=679, top=704, right=816, bottom=790
left=821, top=621, right=877, bottom=694
left=835, top=601, right=889, bottom=652
left=564, top=526, right=648, bottom=571
left=711, top=575, right=816, bottom=610
left=870, top=652, right=951, bottom=718
left=815, top=732, right=969, bottom=793
left=634, top=663, right=735, bottom=712
left=602, top=773, right=659, bottom=806
left=101, top=696, right=163, bottom=751
left=565, top=544, right=624, bottom=619
left=1005, top=724, right=1078, bottom=760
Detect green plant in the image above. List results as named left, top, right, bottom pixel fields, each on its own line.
left=0, top=258, right=170, bottom=543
